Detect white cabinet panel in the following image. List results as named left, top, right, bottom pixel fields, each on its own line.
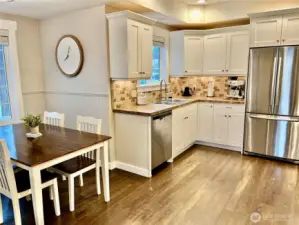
left=226, top=32, right=249, bottom=75
left=281, top=13, right=299, bottom=46
left=251, top=16, right=283, bottom=47
left=184, top=36, right=203, bottom=75
left=227, top=112, right=245, bottom=148
left=203, top=34, right=227, bottom=75
left=127, top=20, right=141, bottom=78
left=213, top=110, right=228, bottom=145
left=141, top=25, right=153, bottom=78
left=198, top=103, right=214, bottom=142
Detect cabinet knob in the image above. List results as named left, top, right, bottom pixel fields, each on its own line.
left=282, top=39, right=286, bottom=42
left=222, top=70, right=225, bottom=72
left=229, top=115, right=231, bottom=118
left=226, top=70, right=228, bottom=72
left=277, top=40, right=280, bottom=43
left=225, top=115, right=227, bottom=118
left=185, top=70, right=188, bottom=73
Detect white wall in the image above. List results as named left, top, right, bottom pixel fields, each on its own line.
left=0, top=13, right=45, bottom=115
left=40, top=6, right=110, bottom=135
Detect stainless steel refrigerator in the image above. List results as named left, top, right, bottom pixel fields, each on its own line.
left=244, top=46, right=299, bottom=162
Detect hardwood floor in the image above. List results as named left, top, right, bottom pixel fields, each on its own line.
left=3, top=145, right=299, bottom=225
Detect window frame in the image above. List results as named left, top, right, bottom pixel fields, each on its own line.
left=138, top=44, right=167, bottom=89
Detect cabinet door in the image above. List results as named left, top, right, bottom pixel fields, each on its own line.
left=127, top=20, right=142, bottom=78
left=198, top=103, right=214, bottom=142
left=172, top=113, right=185, bottom=158
left=203, top=34, right=227, bottom=75
left=213, top=110, right=228, bottom=145
left=281, top=13, right=299, bottom=46
left=141, top=24, right=153, bottom=79
left=184, top=36, right=203, bottom=75
left=251, top=16, right=283, bottom=47
left=184, top=104, right=198, bottom=147
left=227, top=112, right=245, bottom=148
left=226, top=32, right=249, bottom=75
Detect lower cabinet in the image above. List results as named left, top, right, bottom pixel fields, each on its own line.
left=198, top=102, right=245, bottom=149
left=172, top=103, right=197, bottom=158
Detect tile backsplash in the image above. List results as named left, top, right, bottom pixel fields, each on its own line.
left=111, top=76, right=246, bottom=108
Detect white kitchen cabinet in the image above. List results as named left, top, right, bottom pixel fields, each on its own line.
left=226, top=32, right=249, bottom=75
left=184, top=36, right=204, bottom=75
left=172, top=103, right=197, bottom=158
left=250, top=16, right=283, bottom=47
left=227, top=112, right=245, bottom=147
left=213, top=110, right=228, bottom=145
left=197, top=103, right=214, bottom=143
left=203, top=34, right=227, bottom=75
left=281, top=13, right=299, bottom=46
left=213, top=104, right=245, bottom=148
left=107, top=11, right=154, bottom=79
left=170, top=31, right=204, bottom=76
left=203, top=31, right=249, bottom=75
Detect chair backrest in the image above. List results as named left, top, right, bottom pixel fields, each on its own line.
left=77, top=116, right=102, bottom=160
left=77, top=116, right=102, bottom=135
left=0, top=139, right=18, bottom=197
left=44, top=111, right=65, bottom=127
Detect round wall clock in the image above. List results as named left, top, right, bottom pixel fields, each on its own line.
left=56, top=35, right=84, bottom=77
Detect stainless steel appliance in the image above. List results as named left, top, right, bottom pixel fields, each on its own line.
left=244, top=46, right=299, bottom=162
left=152, top=111, right=172, bottom=169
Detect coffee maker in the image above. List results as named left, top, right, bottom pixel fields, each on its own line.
left=227, top=79, right=245, bottom=99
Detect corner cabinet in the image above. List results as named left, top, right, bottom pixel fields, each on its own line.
left=170, top=31, right=204, bottom=76
left=107, top=11, right=154, bottom=79
left=250, top=12, right=299, bottom=47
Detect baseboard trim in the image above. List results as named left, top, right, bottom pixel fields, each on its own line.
left=195, top=141, right=242, bottom=152
left=115, top=161, right=151, bottom=178
left=109, top=161, right=116, bottom=170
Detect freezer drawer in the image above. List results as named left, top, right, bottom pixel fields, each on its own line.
left=244, top=113, right=299, bottom=160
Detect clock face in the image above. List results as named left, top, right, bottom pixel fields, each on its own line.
left=56, top=35, right=83, bottom=77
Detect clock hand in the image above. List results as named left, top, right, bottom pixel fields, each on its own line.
left=64, top=46, right=71, bottom=61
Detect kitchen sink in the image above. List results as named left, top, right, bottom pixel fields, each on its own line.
left=155, top=99, right=192, bottom=105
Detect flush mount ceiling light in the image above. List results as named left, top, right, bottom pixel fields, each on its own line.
left=197, top=0, right=206, bottom=3
left=3, top=0, right=15, bottom=2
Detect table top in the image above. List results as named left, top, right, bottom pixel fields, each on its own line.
left=0, top=123, right=111, bottom=167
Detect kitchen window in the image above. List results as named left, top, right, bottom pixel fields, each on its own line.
left=0, top=43, right=12, bottom=122
left=140, top=36, right=167, bottom=86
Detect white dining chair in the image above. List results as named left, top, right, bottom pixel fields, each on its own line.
left=0, top=140, right=61, bottom=225
left=50, top=116, right=102, bottom=212
left=43, top=111, right=65, bottom=127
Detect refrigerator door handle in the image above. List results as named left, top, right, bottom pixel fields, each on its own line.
left=274, top=56, right=283, bottom=110
left=270, top=56, right=278, bottom=113
left=249, top=114, right=299, bottom=122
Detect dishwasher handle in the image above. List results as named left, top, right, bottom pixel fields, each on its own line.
left=152, top=111, right=172, bottom=120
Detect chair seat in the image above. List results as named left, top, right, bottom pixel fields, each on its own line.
left=15, top=170, right=58, bottom=193
left=53, top=156, right=96, bottom=174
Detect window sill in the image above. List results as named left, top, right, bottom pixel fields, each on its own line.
left=137, top=83, right=168, bottom=93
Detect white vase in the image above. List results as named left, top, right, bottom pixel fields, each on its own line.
left=30, top=126, right=39, bottom=134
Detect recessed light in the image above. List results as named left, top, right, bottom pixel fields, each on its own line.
left=197, top=0, right=206, bottom=4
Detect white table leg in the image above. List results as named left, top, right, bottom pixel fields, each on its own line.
left=29, top=167, right=44, bottom=225
left=95, top=148, right=101, bottom=195
left=100, top=141, right=110, bottom=202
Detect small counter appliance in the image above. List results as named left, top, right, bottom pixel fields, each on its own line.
left=227, top=80, right=245, bottom=99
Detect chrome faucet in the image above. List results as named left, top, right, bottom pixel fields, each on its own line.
left=160, top=79, right=168, bottom=101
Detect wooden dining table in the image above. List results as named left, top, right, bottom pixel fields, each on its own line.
left=0, top=123, right=111, bottom=225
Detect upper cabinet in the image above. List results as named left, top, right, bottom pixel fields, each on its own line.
left=107, top=11, right=155, bottom=79
left=170, top=27, right=249, bottom=77
left=250, top=11, right=299, bottom=47
left=170, top=31, right=204, bottom=76
left=203, top=34, right=227, bottom=75
left=203, top=31, right=249, bottom=75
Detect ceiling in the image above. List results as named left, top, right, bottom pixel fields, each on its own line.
left=0, top=0, right=115, bottom=19
left=185, top=0, right=287, bottom=5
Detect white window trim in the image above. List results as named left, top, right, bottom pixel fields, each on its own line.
left=0, top=20, right=24, bottom=125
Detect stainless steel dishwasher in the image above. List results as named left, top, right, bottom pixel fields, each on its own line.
left=151, top=111, right=172, bottom=170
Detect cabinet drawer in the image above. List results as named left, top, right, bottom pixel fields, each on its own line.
left=214, top=103, right=245, bottom=113
left=173, top=103, right=197, bottom=119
